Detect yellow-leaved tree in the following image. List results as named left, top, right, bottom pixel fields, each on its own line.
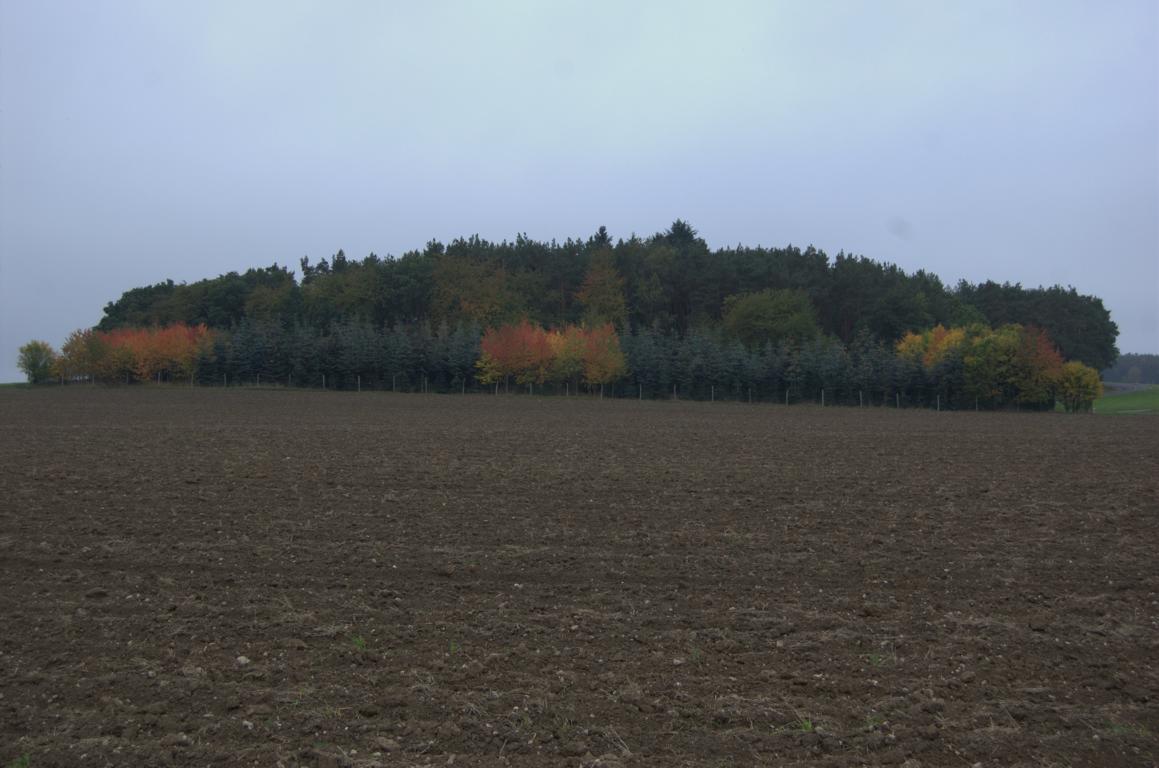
left=1056, top=361, right=1102, bottom=413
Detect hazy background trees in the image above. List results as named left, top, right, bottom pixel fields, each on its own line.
left=1102, top=353, right=1159, bottom=384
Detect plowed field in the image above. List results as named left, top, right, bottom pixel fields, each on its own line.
left=1, top=388, right=1156, bottom=767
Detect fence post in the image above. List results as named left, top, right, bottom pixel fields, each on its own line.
left=896, top=392, right=900, bottom=408
left=821, top=388, right=825, bottom=407
left=358, top=375, right=361, bottom=393
left=785, top=388, right=789, bottom=406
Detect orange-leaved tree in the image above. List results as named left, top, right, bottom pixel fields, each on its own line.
left=896, top=325, right=967, bottom=370
left=97, top=328, right=146, bottom=382
left=56, top=329, right=108, bottom=381
left=923, top=325, right=967, bottom=369
left=477, top=320, right=554, bottom=388
left=477, top=321, right=627, bottom=395
left=59, top=323, right=213, bottom=383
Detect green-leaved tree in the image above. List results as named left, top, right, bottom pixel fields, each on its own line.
left=18, top=340, right=58, bottom=384
left=722, top=289, right=819, bottom=348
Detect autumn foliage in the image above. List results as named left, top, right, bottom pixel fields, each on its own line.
left=896, top=324, right=969, bottom=369
left=24, top=316, right=1105, bottom=413
left=55, top=323, right=214, bottom=383
left=897, top=323, right=1067, bottom=408
left=580, top=324, right=628, bottom=387
left=477, top=321, right=627, bottom=391
left=1056, top=361, right=1103, bottom=413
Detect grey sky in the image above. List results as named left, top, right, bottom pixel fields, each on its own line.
left=2, top=0, right=1156, bottom=382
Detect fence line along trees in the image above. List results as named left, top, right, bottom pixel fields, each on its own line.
left=23, top=316, right=1106, bottom=412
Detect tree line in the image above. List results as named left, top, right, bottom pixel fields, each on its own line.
left=20, top=316, right=1103, bottom=412
left=17, top=221, right=1117, bottom=411
left=93, top=220, right=1120, bottom=370
left=1101, top=353, right=1159, bottom=385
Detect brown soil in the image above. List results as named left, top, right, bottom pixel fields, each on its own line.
left=1, top=388, right=1156, bottom=767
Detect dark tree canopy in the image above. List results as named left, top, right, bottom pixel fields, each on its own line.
left=95, top=221, right=1119, bottom=369
left=954, top=281, right=1118, bottom=370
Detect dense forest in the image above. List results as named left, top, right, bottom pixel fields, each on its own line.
left=96, top=221, right=1119, bottom=370
left=1102, top=353, right=1159, bottom=384
left=21, top=221, right=1118, bottom=411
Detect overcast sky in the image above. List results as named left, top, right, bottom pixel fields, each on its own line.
left=2, top=0, right=1156, bottom=382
